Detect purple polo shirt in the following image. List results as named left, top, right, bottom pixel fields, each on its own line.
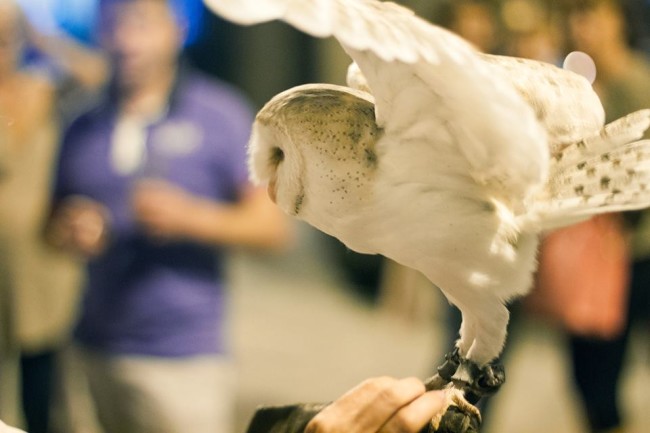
left=54, top=68, right=253, bottom=357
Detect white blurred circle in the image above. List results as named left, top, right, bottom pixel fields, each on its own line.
left=563, top=51, right=597, bottom=84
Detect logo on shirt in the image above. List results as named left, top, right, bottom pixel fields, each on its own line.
left=111, top=118, right=204, bottom=176
left=150, top=120, right=203, bottom=158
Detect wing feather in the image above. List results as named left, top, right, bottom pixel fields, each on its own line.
left=204, top=0, right=549, bottom=206
left=203, top=0, right=290, bottom=24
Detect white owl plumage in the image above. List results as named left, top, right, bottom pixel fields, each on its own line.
left=205, top=0, right=650, bottom=391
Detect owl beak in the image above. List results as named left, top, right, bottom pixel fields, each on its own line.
left=267, top=178, right=277, bottom=203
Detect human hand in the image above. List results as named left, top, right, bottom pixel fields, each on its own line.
left=47, top=196, right=110, bottom=258
left=131, top=179, right=198, bottom=241
left=305, top=377, right=446, bottom=433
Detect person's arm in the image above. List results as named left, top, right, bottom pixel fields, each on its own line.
left=27, top=27, right=109, bottom=91
left=131, top=179, right=292, bottom=251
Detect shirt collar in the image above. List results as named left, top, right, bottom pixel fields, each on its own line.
left=105, top=56, right=191, bottom=118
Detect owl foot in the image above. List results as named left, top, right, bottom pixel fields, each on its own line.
left=428, top=387, right=481, bottom=433
left=427, top=348, right=505, bottom=404
left=451, top=359, right=505, bottom=404
left=424, top=348, right=505, bottom=432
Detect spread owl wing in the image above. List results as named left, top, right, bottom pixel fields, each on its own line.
left=204, top=0, right=549, bottom=207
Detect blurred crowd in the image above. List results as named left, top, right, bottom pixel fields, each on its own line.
left=1, top=1, right=289, bottom=433
left=0, top=1, right=648, bottom=433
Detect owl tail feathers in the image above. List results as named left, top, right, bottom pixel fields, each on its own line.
left=524, top=109, right=650, bottom=232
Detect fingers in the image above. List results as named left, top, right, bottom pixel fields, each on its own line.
left=131, top=181, right=163, bottom=216
left=306, top=377, right=429, bottom=433
left=379, top=390, right=446, bottom=433
left=71, top=207, right=107, bottom=254
left=353, top=377, right=427, bottom=431
left=131, top=181, right=193, bottom=240
left=131, top=179, right=181, bottom=204
left=48, top=196, right=109, bottom=257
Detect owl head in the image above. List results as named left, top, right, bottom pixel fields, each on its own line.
left=248, top=83, right=381, bottom=221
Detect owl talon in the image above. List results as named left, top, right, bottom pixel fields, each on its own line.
left=430, top=348, right=505, bottom=406
left=451, top=360, right=505, bottom=403
left=428, top=405, right=481, bottom=433
left=428, top=388, right=481, bottom=433
left=476, top=363, right=505, bottom=392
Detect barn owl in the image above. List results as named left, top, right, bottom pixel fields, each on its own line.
left=205, top=0, right=650, bottom=430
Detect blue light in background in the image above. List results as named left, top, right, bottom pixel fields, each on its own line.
left=52, top=0, right=99, bottom=43
left=169, top=0, right=205, bottom=46
left=16, top=0, right=205, bottom=46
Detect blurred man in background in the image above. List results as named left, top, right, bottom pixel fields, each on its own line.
left=563, top=1, right=650, bottom=432
left=46, top=0, right=290, bottom=432
left=435, top=0, right=502, bottom=54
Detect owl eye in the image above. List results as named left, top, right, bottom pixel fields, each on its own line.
left=270, top=147, right=285, bottom=166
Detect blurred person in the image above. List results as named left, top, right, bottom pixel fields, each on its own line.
left=0, top=1, right=106, bottom=432
left=435, top=0, right=502, bottom=54
left=550, top=1, right=650, bottom=432
left=467, top=9, right=634, bottom=432
left=567, top=0, right=650, bottom=125
left=503, top=1, right=630, bottom=340
left=46, top=0, right=290, bottom=432
left=493, top=3, right=644, bottom=432
left=24, top=21, right=109, bottom=129
left=624, top=0, right=650, bottom=54
left=501, top=0, right=564, bottom=64
left=442, top=4, right=639, bottom=432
